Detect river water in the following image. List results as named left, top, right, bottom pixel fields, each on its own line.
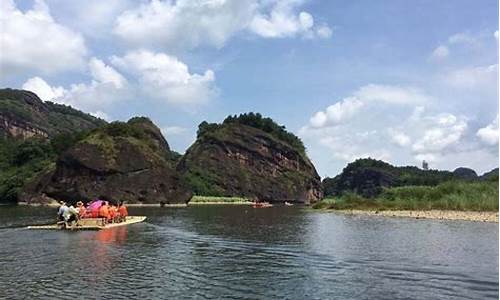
left=0, top=205, right=497, bottom=299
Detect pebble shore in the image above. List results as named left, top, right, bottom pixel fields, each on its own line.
left=334, top=209, right=499, bottom=222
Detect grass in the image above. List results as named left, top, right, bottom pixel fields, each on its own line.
left=313, top=179, right=499, bottom=212
left=190, top=195, right=252, bottom=204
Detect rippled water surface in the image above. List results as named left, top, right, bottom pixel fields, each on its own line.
left=0, top=205, right=498, bottom=299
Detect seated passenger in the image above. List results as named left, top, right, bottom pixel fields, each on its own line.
left=76, top=201, right=87, bottom=218
left=98, top=201, right=110, bottom=222
left=108, top=204, right=118, bottom=223
left=118, top=202, right=128, bottom=220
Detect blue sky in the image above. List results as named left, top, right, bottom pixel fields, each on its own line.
left=1, top=0, right=498, bottom=177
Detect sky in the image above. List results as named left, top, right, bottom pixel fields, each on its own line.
left=1, top=0, right=498, bottom=177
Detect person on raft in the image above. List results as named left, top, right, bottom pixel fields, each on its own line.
left=118, top=201, right=128, bottom=221
left=58, top=199, right=129, bottom=225
left=57, top=201, right=68, bottom=222
left=57, top=201, right=79, bottom=226
left=76, top=201, right=86, bottom=218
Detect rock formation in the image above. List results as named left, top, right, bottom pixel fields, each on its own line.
left=177, top=113, right=323, bottom=203
left=20, top=118, right=192, bottom=205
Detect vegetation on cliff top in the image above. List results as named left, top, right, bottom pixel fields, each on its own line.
left=197, top=112, right=306, bottom=155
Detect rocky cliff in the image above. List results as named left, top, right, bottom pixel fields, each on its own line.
left=20, top=118, right=192, bottom=205
left=0, top=88, right=105, bottom=139
left=177, top=113, right=322, bottom=203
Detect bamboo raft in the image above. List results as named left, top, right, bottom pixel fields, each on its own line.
left=27, top=216, right=147, bottom=230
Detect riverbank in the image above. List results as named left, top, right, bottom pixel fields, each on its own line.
left=189, top=196, right=253, bottom=205
left=330, top=209, right=499, bottom=222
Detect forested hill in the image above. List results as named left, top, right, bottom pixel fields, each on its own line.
left=0, top=88, right=105, bottom=139
left=322, top=158, right=498, bottom=198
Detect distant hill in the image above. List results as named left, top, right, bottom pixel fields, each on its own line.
left=481, top=168, right=499, bottom=181
left=452, top=167, right=478, bottom=180
left=0, top=88, right=105, bottom=139
left=321, top=158, right=496, bottom=198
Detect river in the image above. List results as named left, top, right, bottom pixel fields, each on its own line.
left=0, top=205, right=497, bottom=299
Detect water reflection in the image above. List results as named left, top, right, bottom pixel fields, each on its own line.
left=95, top=226, right=128, bottom=244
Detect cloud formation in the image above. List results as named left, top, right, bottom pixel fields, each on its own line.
left=477, top=115, right=499, bottom=146
left=21, top=76, right=66, bottom=102
left=299, top=84, right=481, bottom=171
left=1, top=0, right=87, bottom=74
left=249, top=1, right=331, bottom=39
left=113, top=0, right=332, bottom=50
left=111, top=50, right=217, bottom=106
left=21, top=58, right=127, bottom=113
left=431, top=45, right=449, bottom=59
left=445, top=64, right=498, bottom=90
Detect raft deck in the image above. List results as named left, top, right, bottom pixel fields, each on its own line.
left=27, top=216, right=147, bottom=230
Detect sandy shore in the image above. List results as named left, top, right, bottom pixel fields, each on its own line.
left=332, top=209, right=499, bottom=223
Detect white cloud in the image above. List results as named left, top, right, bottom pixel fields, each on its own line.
left=429, top=31, right=490, bottom=59
left=315, top=24, right=333, bottom=39
left=21, top=58, right=127, bottom=112
left=309, top=97, right=363, bottom=128
left=114, top=0, right=257, bottom=49
left=161, top=126, right=188, bottom=137
left=113, top=0, right=331, bottom=49
left=445, top=64, right=498, bottom=89
left=388, top=129, right=411, bottom=147
left=89, top=57, right=127, bottom=89
left=22, top=76, right=66, bottom=101
left=308, top=84, right=429, bottom=130
left=411, top=113, right=468, bottom=154
left=45, top=0, right=134, bottom=39
left=111, top=50, right=217, bottom=106
left=90, top=110, right=111, bottom=121
left=299, top=84, right=485, bottom=175
left=431, top=45, right=449, bottom=59
left=448, top=32, right=477, bottom=46
left=0, top=0, right=87, bottom=74
left=353, top=84, right=430, bottom=105
left=477, top=115, right=499, bottom=145
left=249, top=1, right=332, bottom=39
left=495, top=30, right=499, bottom=40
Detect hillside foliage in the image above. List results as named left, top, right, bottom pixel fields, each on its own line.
left=197, top=112, right=306, bottom=155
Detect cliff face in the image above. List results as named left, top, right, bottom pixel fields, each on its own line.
left=20, top=118, right=192, bottom=205
left=0, top=88, right=105, bottom=139
left=178, top=118, right=322, bottom=203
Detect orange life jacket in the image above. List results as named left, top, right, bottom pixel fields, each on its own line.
left=99, top=205, right=109, bottom=219
left=78, top=206, right=87, bottom=218
left=91, top=207, right=99, bottom=218
left=109, top=206, right=117, bottom=218
left=118, top=206, right=128, bottom=217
